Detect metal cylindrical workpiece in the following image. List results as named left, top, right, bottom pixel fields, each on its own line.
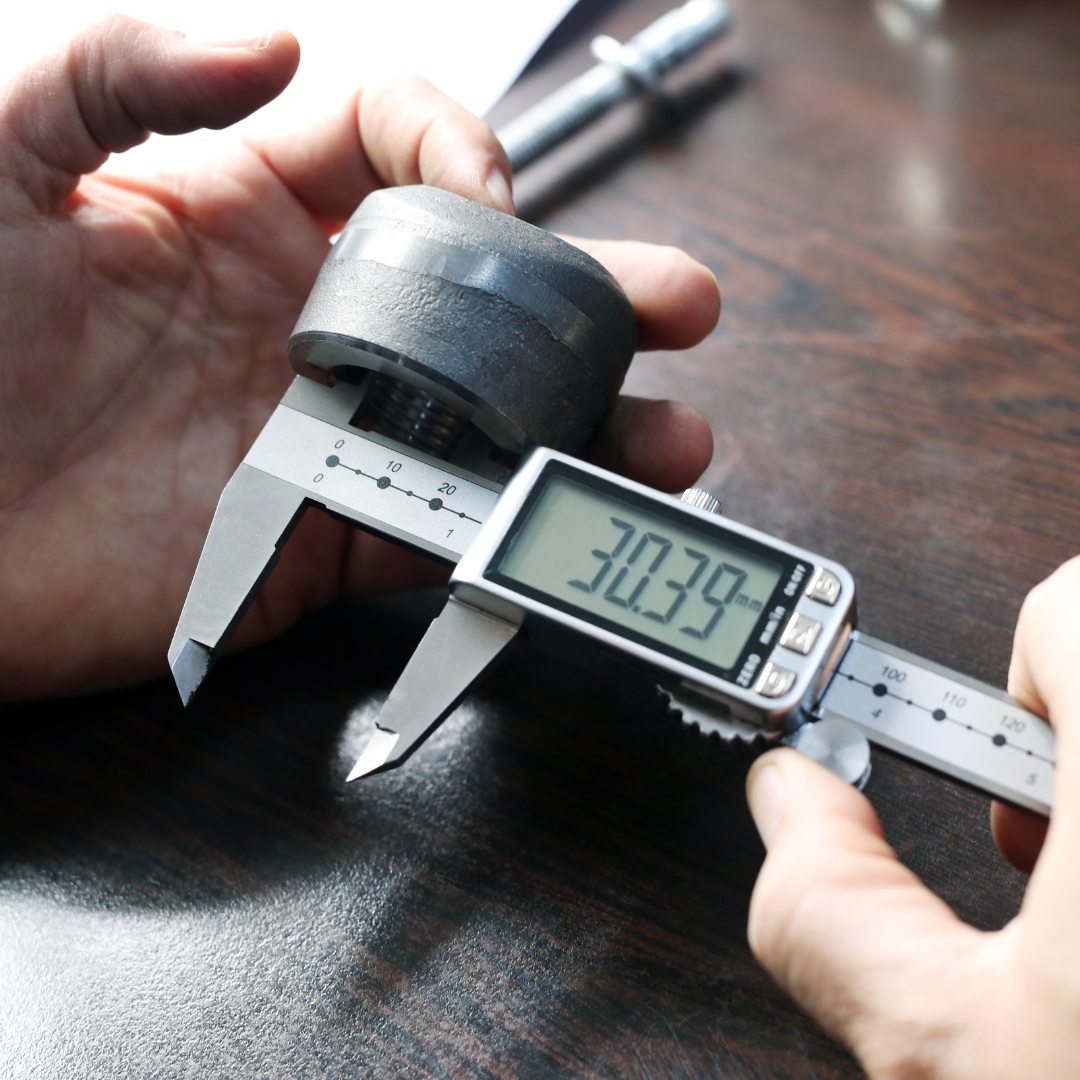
left=289, top=186, right=638, bottom=456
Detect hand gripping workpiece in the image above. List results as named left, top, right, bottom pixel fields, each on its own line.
left=168, top=186, right=639, bottom=705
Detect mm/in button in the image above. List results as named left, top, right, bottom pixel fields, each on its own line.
left=780, top=612, right=822, bottom=656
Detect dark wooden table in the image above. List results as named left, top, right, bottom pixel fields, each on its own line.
left=3, top=0, right=1078, bottom=1076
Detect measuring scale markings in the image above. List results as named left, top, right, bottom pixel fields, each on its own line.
left=818, top=633, right=1055, bottom=815
left=322, top=453, right=483, bottom=523
left=835, top=667, right=1055, bottom=766
left=243, top=404, right=500, bottom=560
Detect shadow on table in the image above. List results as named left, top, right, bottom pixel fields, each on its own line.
left=0, top=593, right=437, bottom=904
left=0, top=588, right=765, bottom=919
left=0, top=591, right=862, bottom=1076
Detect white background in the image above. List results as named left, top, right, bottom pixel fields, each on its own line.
left=0, top=0, right=576, bottom=174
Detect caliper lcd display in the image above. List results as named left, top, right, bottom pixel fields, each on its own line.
left=487, top=464, right=798, bottom=677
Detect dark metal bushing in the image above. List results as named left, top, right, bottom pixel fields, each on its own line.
left=288, top=186, right=639, bottom=454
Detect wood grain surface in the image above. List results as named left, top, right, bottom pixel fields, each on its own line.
left=3, top=0, right=1079, bottom=1077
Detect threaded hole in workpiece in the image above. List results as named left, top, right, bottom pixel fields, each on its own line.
left=356, top=373, right=471, bottom=460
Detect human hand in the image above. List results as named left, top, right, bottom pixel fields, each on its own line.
left=0, top=16, right=720, bottom=699
left=743, top=555, right=1080, bottom=1079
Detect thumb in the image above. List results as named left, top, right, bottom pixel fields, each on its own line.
left=0, top=14, right=300, bottom=213
left=746, top=747, right=985, bottom=1077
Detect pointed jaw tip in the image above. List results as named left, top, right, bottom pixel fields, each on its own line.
left=346, top=728, right=401, bottom=781
left=169, top=638, right=213, bottom=707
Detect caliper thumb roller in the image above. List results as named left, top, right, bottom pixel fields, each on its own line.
left=167, top=185, right=639, bottom=704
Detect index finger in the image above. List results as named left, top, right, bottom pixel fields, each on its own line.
left=1005, top=558, right=1080, bottom=721
left=251, top=75, right=513, bottom=227
left=1001, top=555, right=1080, bottom=906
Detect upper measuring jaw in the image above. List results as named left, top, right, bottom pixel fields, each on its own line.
left=167, top=377, right=504, bottom=705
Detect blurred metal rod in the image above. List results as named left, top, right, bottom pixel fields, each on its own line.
left=496, top=0, right=733, bottom=173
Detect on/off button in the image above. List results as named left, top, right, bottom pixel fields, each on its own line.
left=805, top=567, right=842, bottom=605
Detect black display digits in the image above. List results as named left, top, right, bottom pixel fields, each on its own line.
left=643, top=547, right=708, bottom=624
left=494, top=472, right=789, bottom=676
left=681, top=561, right=747, bottom=641
left=721, top=564, right=747, bottom=605
left=603, top=531, right=672, bottom=610
left=569, top=517, right=635, bottom=593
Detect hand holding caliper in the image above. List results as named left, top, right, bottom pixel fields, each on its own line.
left=744, top=557, right=1080, bottom=1079
left=0, top=14, right=719, bottom=699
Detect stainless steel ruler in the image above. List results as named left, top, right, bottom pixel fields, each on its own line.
left=816, top=632, right=1053, bottom=815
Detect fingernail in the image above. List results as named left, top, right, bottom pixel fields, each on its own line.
left=485, top=163, right=515, bottom=215
left=747, top=762, right=788, bottom=849
left=194, top=32, right=276, bottom=49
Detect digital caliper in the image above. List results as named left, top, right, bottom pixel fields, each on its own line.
left=169, top=184, right=1054, bottom=820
